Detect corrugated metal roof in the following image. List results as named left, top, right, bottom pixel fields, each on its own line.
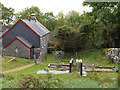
left=17, top=36, right=32, bottom=48
left=22, top=19, right=50, bottom=37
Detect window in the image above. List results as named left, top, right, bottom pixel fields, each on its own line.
left=15, top=47, right=19, bottom=53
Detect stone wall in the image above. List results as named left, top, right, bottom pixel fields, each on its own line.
left=34, top=48, right=40, bottom=58
left=38, top=33, right=50, bottom=60
left=4, top=40, right=30, bottom=59
left=40, top=34, right=50, bottom=54
left=105, top=48, right=120, bottom=63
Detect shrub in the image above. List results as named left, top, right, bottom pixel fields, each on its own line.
left=16, top=73, right=62, bottom=88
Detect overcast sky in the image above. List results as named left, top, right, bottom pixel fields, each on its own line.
left=0, top=0, right=92, bottom=15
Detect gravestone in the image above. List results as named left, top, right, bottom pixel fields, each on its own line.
left=52, top=51, right=65, bottom=63
left=2, top=51, right=4, bottom=57
left=34, top=54, right=37, bottom=65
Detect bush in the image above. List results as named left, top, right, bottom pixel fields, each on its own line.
left=16, top=73, right=62, bottom=88
left=2, top=74, right=16, bottom=88
left=54, top=25, right=87, bottom=52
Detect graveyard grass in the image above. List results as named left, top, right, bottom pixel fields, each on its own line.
left=2, top=49, right=119, bottom=88
left=2, top=56, right=33, bottom=71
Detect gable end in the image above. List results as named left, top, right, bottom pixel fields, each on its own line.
left=2, top=19, right=40, bottom=37
left=4, top=37, right=32, bottom=49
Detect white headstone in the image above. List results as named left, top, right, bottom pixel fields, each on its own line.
left=76, top=59, right=78, bottom=63
left=71, top=58, right=73, bottom=61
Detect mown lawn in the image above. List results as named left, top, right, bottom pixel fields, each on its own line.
left=2, top=49, right=119, bottom=88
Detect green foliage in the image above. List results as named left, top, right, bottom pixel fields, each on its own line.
left=15, top=7, right=56, bottom=31
left=54, top=25, right=72, bottom=51
left=15, top=73, right=62, bottom=88
left=83, top=1, right=120, bottom=48
left=89, top=72, right=118, bottom=88
left=41, top=12, right=56, bottom=31
left=14, top=6, right=42, bottom=23
left=54, top=24, right=93, bottom=51
left=0, top=3, right=14, bottom=25
left=66, top=10, right=81, bottom=29
left=1, top=2, right=120, bottom=50
left=55, top=11, right=66, bottom=27
left=54, top=25, right=84, bottom=51
left=2, top=73, right=17, bottom=88
left=54, top=25, right=71, bottom=38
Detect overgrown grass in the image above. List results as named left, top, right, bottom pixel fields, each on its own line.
left=2, top=72, right=118, bottom=88
left=2, top=49, right=119, bottom=88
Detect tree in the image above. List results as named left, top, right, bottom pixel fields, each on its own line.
left=0, top=3, right=14, bottom=25
left=54, top=25, right=87, bottom=52
left=66, top=10, right=81, bottom=29
left=55, top=11, right=66, bottom=28
left=14, top=6, right=43, bottom=23
left=41, top=12, right=56, bottom=31
left=54, top=25, right=72, bottom=51
left=15, top=7, right=56, bottom=31
left=83, top=1, right=120, bottom=48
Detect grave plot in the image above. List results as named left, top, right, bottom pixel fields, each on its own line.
left=76, top=59, right=119, bottom=73
left=84, top=66, right=118, bottom=72
left=37, top=63, right=70, bottom=74
left=37, top=58, right=119, bottom=75
left=48, top=63, right=70, bottom=71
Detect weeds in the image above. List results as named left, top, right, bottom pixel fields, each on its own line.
left=15, top=73, right=62, bottom=88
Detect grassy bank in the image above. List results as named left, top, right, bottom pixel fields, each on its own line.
left=2, top=56, right=34, bottom=71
